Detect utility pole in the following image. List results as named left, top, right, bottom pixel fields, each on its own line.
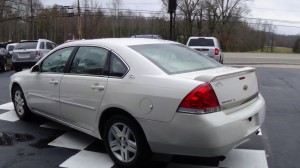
left=30, top=0, right=34, bottom=39
left=168, top=0, right=177, bottom=41
left=77, top=0, right=82, bottom=39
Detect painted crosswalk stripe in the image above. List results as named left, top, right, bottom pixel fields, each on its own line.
left=48, top=131, right=96, bottom=150
left=219, top=149, right=268, bottom=168
left=0, top=110, right=19, bottom=122
left=167, top=163, right=217, bottom=168
left=258, top=128, right=262, bottom=136
left=0, top=102, right=14, bottom=111
left=60, top=150, right=114, bottom=168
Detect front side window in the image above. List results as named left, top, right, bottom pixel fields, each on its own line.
left=109, top=53, right=127, bottom=77
left=70, top=47, right=109, bottom=75
left=41, top=47, right=75, bottom=73
left=130, top=44, right=221, bottom=74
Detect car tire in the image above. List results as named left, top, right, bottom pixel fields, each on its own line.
left=12, top=86, right=32, bottom=120
left=103, top=115, right=151, bottom=168
left=0, top=62, right=5, bottom=72
left=14, top=66, right=22, bottom=72
left=220, top=56, right=224, bottom=64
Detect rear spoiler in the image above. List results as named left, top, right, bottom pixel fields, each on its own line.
left=194, top=67, right=256, bottom=82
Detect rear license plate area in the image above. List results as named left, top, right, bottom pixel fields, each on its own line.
left=18, top=53, right=30, bottom=58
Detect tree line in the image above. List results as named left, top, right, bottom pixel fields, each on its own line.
left=0, top=0, right=298, bottom=52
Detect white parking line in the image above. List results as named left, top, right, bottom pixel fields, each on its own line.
left=0, top=110, right=19, bottom=122
left=0, top=102, right=14, bottom=111
left=167, top=163, right=217, bottom=168
left=60, top=150, right=114, bottom=168
left=219, top=149, right=268, bottom=168
left=48, top=131, right=96, bottom=150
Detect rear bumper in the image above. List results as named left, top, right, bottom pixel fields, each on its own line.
left=138, top=94, right=265, bottom=157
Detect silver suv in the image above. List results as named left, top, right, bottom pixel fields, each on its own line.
left=187, top=37, right=223, bottom=64
left=12, top=39, right=56, bottom=71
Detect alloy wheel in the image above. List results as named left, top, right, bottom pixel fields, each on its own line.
left=108, top=123, right=137, bottom=163
left=14, top=90, right=25, bottom=116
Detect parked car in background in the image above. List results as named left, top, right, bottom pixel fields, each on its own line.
left=0, top=48, right=13, bottom=72
left=6, top=43, right=17, bottom=55
left=131, top=34, right=162, bottom=39
left=12, top=39, right=56, bottom=72
left=10, top=38, right=265, bottom=168
left=187, top=37, right=224, bottom=64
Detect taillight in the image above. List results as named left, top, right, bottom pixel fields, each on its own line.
left=215, top=48, right=219, bottom=56
left=36, top=51, right=40, bottom=56
left=178, top=83, right=220, bottom=114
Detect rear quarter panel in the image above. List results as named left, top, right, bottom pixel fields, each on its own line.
left=99, top=75, right=201, bottom=123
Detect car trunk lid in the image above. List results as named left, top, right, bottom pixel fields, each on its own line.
left=175, top=66, right=259, bottom=110
left=190, top=46, right=215, bottom=58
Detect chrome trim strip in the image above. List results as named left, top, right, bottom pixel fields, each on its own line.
left=221, top=92, right=259, bottom=110
left=27, top=92, right=59, bottom=102
left=60, top=99, right=96, bottom=111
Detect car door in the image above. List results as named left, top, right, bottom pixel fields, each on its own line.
left=60, top=46, right=109, bottom=131
left=27, top=47, right=75, bottom=118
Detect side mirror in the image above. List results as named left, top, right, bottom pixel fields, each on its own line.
left=31, top=65, right=41, bottom=72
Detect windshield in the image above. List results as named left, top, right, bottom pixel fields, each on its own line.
left=15, top=42, right=38, bottom=50
left=188, top=38, right=214, bottom=47
left=129, top=44, right=221, bottom=74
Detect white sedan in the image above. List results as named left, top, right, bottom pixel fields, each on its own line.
left=10, top=38, right=265, bottom=168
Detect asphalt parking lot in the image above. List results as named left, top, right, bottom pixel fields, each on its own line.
left=0, top=62, right=300, bottom=168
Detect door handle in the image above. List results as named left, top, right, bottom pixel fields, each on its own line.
left=49, top=80, right=58, bottom=85
left=91, top=84, right=105, bottom=90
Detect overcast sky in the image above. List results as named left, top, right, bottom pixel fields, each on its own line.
left=40, top=0, right=300, bottom=35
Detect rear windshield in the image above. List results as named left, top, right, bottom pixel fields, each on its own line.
left=188, top=38, right=214, bottom=47
left=15, top=42, right=38, bottom=50
left=132, top=35, right=162, bottom=39
left=129, top=44, right=221, bottom=74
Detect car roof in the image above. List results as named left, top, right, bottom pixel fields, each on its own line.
left=60, top=38, right=176, bottom=48
left=7, top=43, right=17, bottom=46
left=188, top=37, right=217, bottom=39
left=19, top=39, right=53, bottom=43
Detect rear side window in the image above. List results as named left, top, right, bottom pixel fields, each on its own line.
left=109, top=53, right=127, bottom=77
left=15, top=42, right=38, bottom=50
left=130, top=44, right=221, bottom=74
left=46, top=42, right=55, bottom=50
left=188, top=38, right=214, bottom=47
left=39, top=42, right=45, bottom=49
left=70, top=47, right=109, bottom=75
